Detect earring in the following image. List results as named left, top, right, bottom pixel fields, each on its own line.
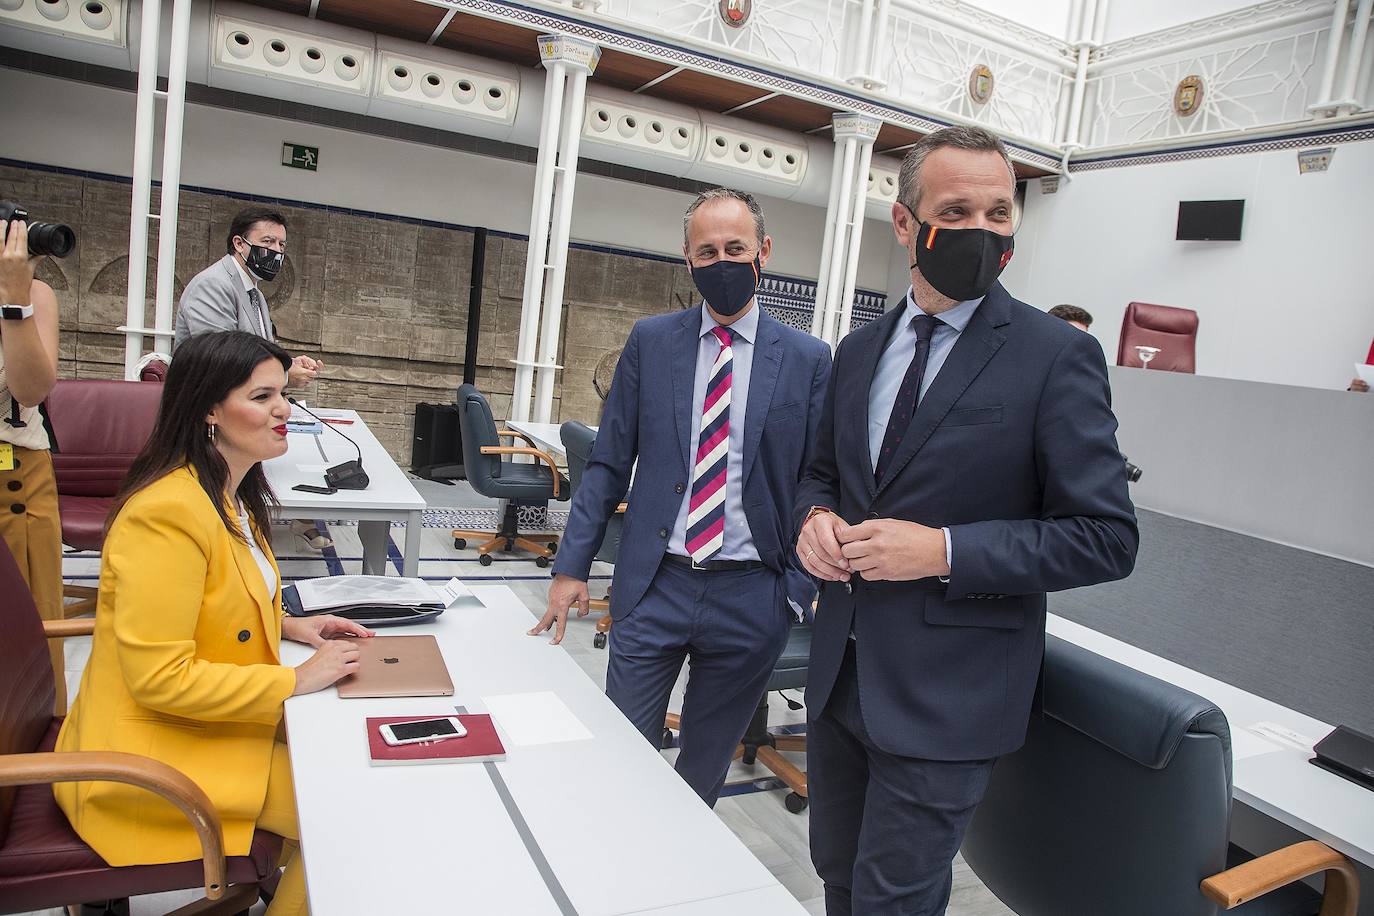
left=207, top=424, right=217, bottom=443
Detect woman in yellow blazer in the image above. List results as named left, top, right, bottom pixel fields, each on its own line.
left=55, top=330, right=371, bottom=916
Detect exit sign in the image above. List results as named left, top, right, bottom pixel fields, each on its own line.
left=281, top=142, right=318, bottom=171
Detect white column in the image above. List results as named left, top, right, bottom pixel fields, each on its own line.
left=510, top=35, right=600, bottom=424
left=123, top=0, right=163, bottom=379
left=533, top=60, right=593, bottom=423
left=816, top=113, right=882, bottom=346
left=811, top=136, right=851, bottom=338
left=1312, top=0, right=1353, bottom=115
left=152, top=0, right=194, bottom=357
left=1335, top=0, right=1373, bottom=113
left=835, top=138, right=876, bottom=344
left=510, top=60, right=567, bottom=423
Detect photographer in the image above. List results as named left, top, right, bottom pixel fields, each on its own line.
left=1, top=216, right=65, bottom=711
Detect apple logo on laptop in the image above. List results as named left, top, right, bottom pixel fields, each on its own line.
left=382, top=657, right=399, bottom=664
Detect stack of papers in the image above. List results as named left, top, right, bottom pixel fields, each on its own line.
left=293, top=575, right=447, bottom=613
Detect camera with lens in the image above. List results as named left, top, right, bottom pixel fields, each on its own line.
left=1123, top=455, right=1142, bottom=483
left=0, top=201, right=76, bottom=258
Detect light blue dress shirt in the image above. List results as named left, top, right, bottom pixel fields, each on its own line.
left=866, top=289, right=983, bottom=575
left=866, top=290, right=982, bottom=467
left=668, top=301, right=760, bottom=561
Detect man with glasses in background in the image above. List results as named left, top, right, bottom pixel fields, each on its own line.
left=532, top=188, right=832, bottom=805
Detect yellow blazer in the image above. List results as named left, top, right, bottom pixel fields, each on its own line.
left=55, top=467, right=296, bottom=866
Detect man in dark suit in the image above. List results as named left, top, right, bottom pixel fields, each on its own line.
left=532, top=188, right=832, bottom=805
left=795, top=126, right=1138, bottom=915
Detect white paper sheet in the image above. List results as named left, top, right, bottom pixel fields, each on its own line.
left=292, top=575, right=443, bottom=611
left=1355, top=364, right=1374, bottom=386
left=482, top=691, right=593, bottom=747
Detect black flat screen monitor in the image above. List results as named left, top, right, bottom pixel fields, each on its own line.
left=1176, top=200, right=1244, bottom=241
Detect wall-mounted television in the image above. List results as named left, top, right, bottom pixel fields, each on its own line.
left=1176, top=200, right=1244, bottom=241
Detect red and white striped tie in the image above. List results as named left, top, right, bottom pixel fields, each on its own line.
left=685, top=326, right=733, bottom=563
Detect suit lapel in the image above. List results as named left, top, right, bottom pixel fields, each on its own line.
left=220, top=255, right=254, bottom=335
left=741, top=312, right=783, bottom=484
left=223, top=507, right=282, bottom=662
left=875, top=286, right=1011, bottom=497
left=853, top=307, right=906, bottom=499
left=671, top=308, right=699, bottom=475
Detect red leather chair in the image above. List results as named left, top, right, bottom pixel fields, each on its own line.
left=45, top=379, right=163, bottom=615
left=0, top=537, right=281, bottom=915
left=139, top=359, right=169, bottom=382
left=1116, top=302, right=1199, bottom=373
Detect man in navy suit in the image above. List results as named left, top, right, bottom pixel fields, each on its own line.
left=533, top=188, right=832, bottom=805
left=795, top=127, right=1138, bottom=914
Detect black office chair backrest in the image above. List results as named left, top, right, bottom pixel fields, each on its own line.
left=560, top=421, right=596, bottom=495
left=961, top=634, right=1233, bottom=916
left=456, top=384, right=502, bottom=487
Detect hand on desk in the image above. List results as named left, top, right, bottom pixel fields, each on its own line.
left=836, top=519, right=950, bottom=582
left=529, top=574, right=590, bottom=646
left=292, top=637, right=365, bottom=695
left=1349, top=377, right=1369, bottom=393
left=283, top=613, right=374, bottom=647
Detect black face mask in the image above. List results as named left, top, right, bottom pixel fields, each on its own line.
left=239, top=239, right=283, bottom=283
left=690, top=255, right=761, bottom=317
left=906, top=210, right=1013, bottom=302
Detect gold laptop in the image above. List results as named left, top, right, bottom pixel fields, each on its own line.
left=336, top=635, right=454, bottom=698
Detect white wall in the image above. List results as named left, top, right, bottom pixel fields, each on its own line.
left=1001, top=140, right=1374, bottom=391
left=1099, top=0, right=1266, bottom=42
left=0, top=69, right=896, bottom=289
left=959, top=0, right=1076, bottom=40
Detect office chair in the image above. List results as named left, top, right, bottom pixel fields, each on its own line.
left=0, top=537, right=282, bottom=915
left=450, top=385, right=568, bottom=567
left=559, top=421, right=625, bottom=649
left=1117, top=301, right=1199, bottom=373
left=961, top=634, right=1358, bottom=916
left=45, top=379, right=163, bottom=617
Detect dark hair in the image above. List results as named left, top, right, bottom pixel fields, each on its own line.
left=226, top=207, right=288, bottom=254
left=110, top=330, right=292, bottom=544
left=683, top=188, right=766, bottom=248
left=1048, top=304, right=1093, bottom=327
left=897, top=126, right=1017, bottom=215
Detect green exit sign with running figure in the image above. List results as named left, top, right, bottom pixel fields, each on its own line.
left=281, top=142, right=318, bottom=171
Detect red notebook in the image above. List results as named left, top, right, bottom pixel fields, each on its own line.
left=366, top=714, right=506, bottom=766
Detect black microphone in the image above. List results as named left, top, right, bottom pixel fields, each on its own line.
left=288, top=398, right=369, bottom=490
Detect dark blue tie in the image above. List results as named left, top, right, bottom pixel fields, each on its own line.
left=875, top=313, right=941, bottom=483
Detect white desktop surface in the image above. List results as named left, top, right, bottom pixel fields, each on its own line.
left=264, top=409, right=425, bottom=575
left=1048, top=614, right=1374, bottom=868
left=281, top=585, right=801, bottom=915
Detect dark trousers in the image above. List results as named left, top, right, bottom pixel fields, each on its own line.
left=606, top=560, right=790, bottom=805
left=809, top=642, right=996, bottom=916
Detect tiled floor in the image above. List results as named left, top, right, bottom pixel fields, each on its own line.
left=36, top=485, right=1013, bottom=916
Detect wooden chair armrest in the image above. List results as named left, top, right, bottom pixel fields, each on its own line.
left=44, top=618, right=96, bottom=639
left=496, top=428, right=537, bottom=447
left=478, top=445, right=562, bottom=498
left=1201, top=840, right=1359, bottom=916
left=0, top=751, right=230, bottom=900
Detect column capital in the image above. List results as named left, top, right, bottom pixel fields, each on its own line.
left=831, top=112, right=882, bottom=144
left=538, top=34, right=601, bottom=74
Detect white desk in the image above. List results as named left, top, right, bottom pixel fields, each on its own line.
left=281, top=585, right=804, bottom=915
left=1048, top=614, right=1374, bottom=869
left=264, top=409, right=426, bottom=576
left=506, top=420, right=577, bottom=461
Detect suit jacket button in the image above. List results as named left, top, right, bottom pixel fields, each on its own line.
left=844, top=582, right=853, bottom=594
left=674, top=483, right=685, bottom=494
left=658, top=528, right=668, bottom=538
left=6, top=481, right=19, bottom=492
left=9, top=503, right=25, bottom=515
left=237, top=630, right=251, bottom=643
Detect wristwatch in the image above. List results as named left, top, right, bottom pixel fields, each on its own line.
left=0, top=304, right=34, bottom=321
